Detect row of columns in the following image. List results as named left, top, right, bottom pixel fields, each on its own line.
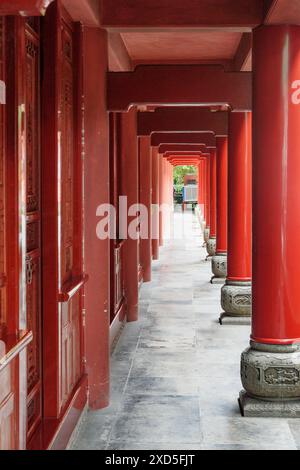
left=116, top=25, right=300, bottom=418
left=197, top=26, right=300, bottom=416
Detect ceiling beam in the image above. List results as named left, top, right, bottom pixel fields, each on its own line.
left=138, top=108, right=228, bottom=137
left=152, top=132, right=216, bottom=147
left=233, top=33, right=252, bottom=71
left=100, top=0, right=263, bottom=31
left=62, top=0, right=100, bottom=26
left=264, top=0, right=300, bottom=24
left=165, top=151, right=209, bottom=158
left=0, top=0, right=101, bottom=24
left=0, top=0, right=53, bottom=15
left=159, top=144, right=207, bottom=154
left=108, top=33, right=133, bottom=71
left=107, top=65, right=252, bottom=111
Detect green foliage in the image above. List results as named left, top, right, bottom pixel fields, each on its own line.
left=173, top=165, right=197, bottom=185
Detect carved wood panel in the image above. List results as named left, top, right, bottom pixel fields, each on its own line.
left=61, top=292, right=81, bottom=408
left=60, top=24, right=74, bottom=286
left=0, top=18, right=6, bottom=332
left=25, top=20, right=42, bottom=440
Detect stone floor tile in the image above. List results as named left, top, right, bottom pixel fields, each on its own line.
left=108, top=395, right=202, bottom=445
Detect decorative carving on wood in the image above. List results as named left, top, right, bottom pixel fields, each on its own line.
left=26, top=33, right=39, bottom=214
left=60, top=26, right=74, bottom=285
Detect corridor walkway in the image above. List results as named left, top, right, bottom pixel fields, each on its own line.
left=71, top=208, right=300, bottom=450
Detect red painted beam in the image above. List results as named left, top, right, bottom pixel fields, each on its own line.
left=159, top=144, right=207, bottom=154
left=108, top=66, right=252, bottom=111
left=164, top=151, right=208, bottom=158
left=108, top=32, right=133, bottom=71
left=0, top=0, right=53, bottom=15
left=101, top=0, right=263, bottom=30
left=158, top=143, right=214, bottom=153
left=151, top=132, right=216, bottom=147
left=138, top=108, right=228, bottom=137
left=62, top=0, right=100, bottom=26
left=233, top=33, right=252, bottom=71
left=264, top=0, right=300, bottom=24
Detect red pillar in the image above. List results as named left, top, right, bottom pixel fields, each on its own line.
left=152, top=147, right=159, bottom=260
left=240, top=26, right=300, bottom=416
left=83, top=28, right=110, bottom=409
left=159, top=154, right=164, bottom=247
left=139, top=136, right=152, bottom=282
left=197, top=162, right=201, bottom=205
left=121, top=108, right=139, bottom=322
left=204, top=156, right=211, bottom=243
left=206, top=149, right=217, bottom=256
left=211, top=137, right=228, bottom=280
left=162, top=158, right=171, bottom=242
left=221, top=112, right=252, bottom=322
left=198, top=159, right=205, bottom=223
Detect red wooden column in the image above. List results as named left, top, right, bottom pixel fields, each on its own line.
left=211, top=137, right=228, bottom=281
left=152, top=147, right=159, bottom=260
left=197, top=163, right=201, bottom=206
left=197, top=159, right=205, bottom=224
left=220, top=112, right=252, bottom=323
left=240, top=26, right=300, bottom=417
left=139, top=136, right=152, bottom=282
left=83, top=28, right=110, bottom=409
left=120, top=108, right=139, bottom=322
left=206, top=149, right=217, bottom=257
left=204, top=156, right=211, bottom=243
left=162, top=158, right=170, bottom=242
left=159, top=153, right=164, bottom=247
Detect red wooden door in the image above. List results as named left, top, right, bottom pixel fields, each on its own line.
left=25, top=17, right=42, bottom=441
left=42, top=1, right=84, bottom=418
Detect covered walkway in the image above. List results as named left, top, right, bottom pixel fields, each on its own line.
left=72, top=209, right=298, bottom=451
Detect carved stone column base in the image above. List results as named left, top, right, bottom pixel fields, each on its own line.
left=239, top=390, right=300, bottom=418
left=221, top=280, right=252, bottom=318
left=206, top=237, right=216, bottom=257
left=219, top=313, right=251, bottom=326
left=240, top=341, right=300, bottom=417
left=203, top=227, right=210, bottom=244
left=211, top=253, right=227, bottom=281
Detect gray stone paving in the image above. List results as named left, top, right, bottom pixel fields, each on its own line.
left=71, top=208, right=300, bottom=450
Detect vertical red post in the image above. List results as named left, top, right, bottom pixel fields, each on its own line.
left=240, top=26, right=300, bottom=416
left=204, top=156, right=211, bottom=243
left=159, top=153, right=164, bottom=247
left=221, top=112, right=252, bottom=323
left=139, top=136, right=152, bottom=282
left=152, top=147, right=160, bottom=259
left=197, top=159, right=204, bottom=225
left=83, top=28, right=110, bottom=409
left=206, top=149, right=217, bottom=257
left=121, top=108, right=139, bottom=322
left=211, top=137, right=228, bottom=281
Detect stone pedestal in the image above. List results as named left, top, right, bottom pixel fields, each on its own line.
left=206, top=237, right=216, bottom=257
left=221, top=280, right=252, bottom=319
left=239, top=342, right=300, bottom=417
left=204, top=227, right=210, bottom=244
left=211, top=253, right=227, bottom=281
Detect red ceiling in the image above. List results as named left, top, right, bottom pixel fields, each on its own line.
left=121, top=31, right=242, bottom=63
